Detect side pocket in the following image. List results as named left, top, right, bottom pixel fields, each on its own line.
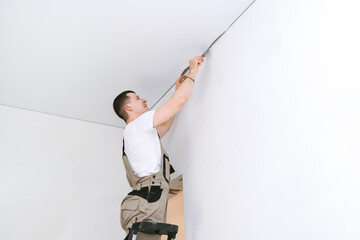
left=120, top=199, right=139, bottom=230
left=148, top=186, right=163, bottom=203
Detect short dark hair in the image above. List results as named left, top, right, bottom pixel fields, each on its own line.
left=113, top=90, right=135, bottom=122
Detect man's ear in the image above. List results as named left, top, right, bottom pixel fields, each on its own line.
left=124, top=104, right=132, bottom=111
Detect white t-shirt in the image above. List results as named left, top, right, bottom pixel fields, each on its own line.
left=123, top=110, right=162, bottom=177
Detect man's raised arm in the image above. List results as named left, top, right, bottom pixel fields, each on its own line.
left=154, top=56, right=204, bottom=136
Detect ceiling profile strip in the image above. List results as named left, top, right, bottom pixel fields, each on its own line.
left=149, top=0, right=257, bottom=110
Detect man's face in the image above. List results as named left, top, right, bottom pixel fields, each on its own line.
left=126, top=92, right=149, bottom=114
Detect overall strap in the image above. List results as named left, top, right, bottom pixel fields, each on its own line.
left=157, top=134, right=175, bottom=183
left=122, top=138, right=141, bottom=189
left=122, top=139, right=126, bottom=156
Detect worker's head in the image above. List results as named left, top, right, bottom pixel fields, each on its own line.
left=113, top=90, right=148, bottom=123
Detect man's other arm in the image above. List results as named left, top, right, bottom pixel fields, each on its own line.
left=156, top=115, right=175, bottom=138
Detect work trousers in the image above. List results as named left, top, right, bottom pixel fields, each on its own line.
left=121, top=185, right=169, bottom=240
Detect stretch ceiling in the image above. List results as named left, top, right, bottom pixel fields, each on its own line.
left=0, top=0, right=253, bottom=128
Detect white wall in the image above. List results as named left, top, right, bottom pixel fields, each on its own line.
left=163, top=0, right=360, bottom=239
left=0, top=105, right=128, bottom=240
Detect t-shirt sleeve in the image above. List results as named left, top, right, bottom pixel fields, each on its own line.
left=133, top=110, right=155, bottom=133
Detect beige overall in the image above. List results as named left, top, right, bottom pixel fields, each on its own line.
left=121, top=137, right=173, bottom=240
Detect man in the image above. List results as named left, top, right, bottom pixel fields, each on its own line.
left=113, top=56, right=204, bottom=240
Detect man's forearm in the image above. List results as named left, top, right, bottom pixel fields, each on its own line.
left=153, top=56, right=203, bottom=131
left=173, top=71, right=197, bottom=102
left=160, top=72, right=196, bottom=135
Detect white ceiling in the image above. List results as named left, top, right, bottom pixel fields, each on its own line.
left=0, top=0, right=253, bottom=128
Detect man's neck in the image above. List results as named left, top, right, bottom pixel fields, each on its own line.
left=126, top=113, right=141, bottom=124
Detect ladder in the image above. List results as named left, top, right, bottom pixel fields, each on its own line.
left=127, top=221, right=178, bottom=240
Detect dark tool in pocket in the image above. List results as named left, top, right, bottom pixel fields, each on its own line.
left=128, top=186, right=163, bottom=203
